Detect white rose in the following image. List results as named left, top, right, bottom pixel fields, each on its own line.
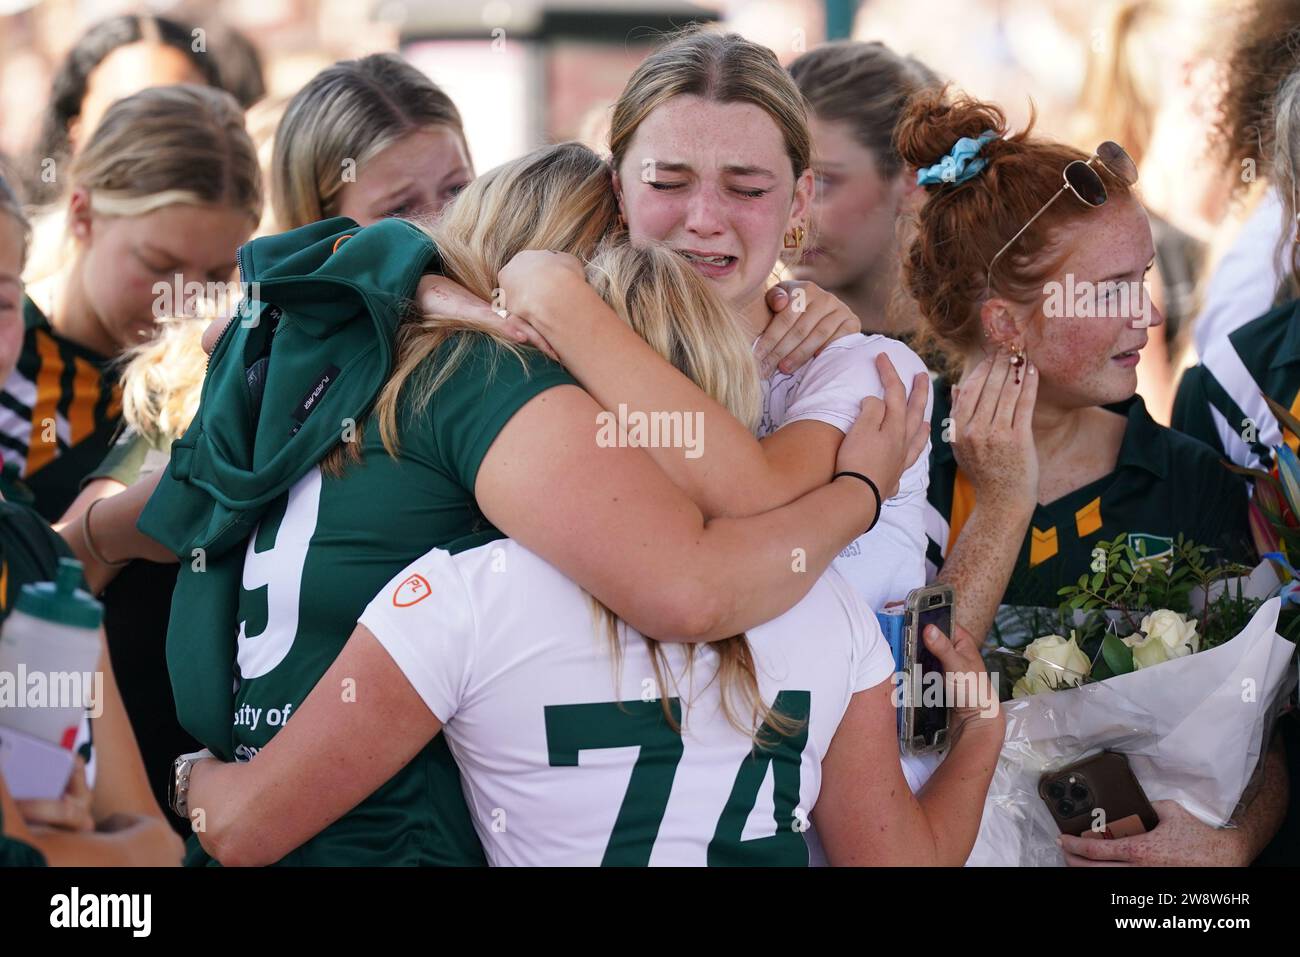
left=1122, top=631, right=1171, bottom=670
left=1012, top=635, right=1091, bottom=697
left=1138, top=609, right=1199, bottom=658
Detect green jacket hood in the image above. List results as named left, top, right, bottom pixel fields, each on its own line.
left=138, top=216, right=438, bottom=559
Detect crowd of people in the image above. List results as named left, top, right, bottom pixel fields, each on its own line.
left=0, top=0, right=1296, bottom=866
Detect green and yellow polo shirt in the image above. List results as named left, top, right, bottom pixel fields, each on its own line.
left=0, top=298, right=122, bottom=522
left=925, top=384, right=1253, bottom=619
left=1171, top=297, right=1300, bottom=473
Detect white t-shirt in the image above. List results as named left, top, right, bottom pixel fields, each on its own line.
left=1192, top=186, right=1292, bottom=357
left=758, top=333, right=933, bottom=613
left=358, top=538, right=895, bottom=867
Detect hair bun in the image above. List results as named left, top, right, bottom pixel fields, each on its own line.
left=895, top=86, right=1009, bottom=179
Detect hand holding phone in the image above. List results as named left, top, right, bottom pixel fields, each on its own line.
left=1039, top=751, right=1158, bottom=838
left=901, top=585, right=954, bottom=754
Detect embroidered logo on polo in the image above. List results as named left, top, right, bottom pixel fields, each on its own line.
left=1127, top=532, right=1174, bottom=562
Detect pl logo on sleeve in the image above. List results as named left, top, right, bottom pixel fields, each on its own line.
left=393, top=574, right=432, bottom=608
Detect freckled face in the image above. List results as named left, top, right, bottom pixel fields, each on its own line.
left=1020, top=195, right=1161, bottom=409
left=614, top=94, right=812, bottom=316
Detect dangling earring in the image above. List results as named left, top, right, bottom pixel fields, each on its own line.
left=783, top=225, right=806, bottom=250
left=1009, top=343, right=1026, bottom=385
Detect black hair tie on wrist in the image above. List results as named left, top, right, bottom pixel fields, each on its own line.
left=833, top=471, right=882, bottom=534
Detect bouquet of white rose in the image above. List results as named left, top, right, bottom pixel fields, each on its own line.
left=968, top=536, right=1297, bottom=866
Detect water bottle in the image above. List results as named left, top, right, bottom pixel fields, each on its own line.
left=0, top=557, right=103, bottom=748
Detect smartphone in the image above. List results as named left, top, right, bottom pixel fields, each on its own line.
left=1038, top=751, right=1159, bottom=838
left=900, top=584, right=953, bottom=754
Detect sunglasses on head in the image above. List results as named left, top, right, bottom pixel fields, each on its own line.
left=985, top=141, right=1138, bottom=297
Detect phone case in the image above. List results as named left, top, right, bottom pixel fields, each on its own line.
left=1038, top=751, right=1159, bottom=838
left=900, top=584, right=952, bottom=755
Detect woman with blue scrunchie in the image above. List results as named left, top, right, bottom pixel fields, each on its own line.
left=898, top=86, right=1282, bottom=867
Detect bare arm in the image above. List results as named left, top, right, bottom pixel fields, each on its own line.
left=188, top=625, right=438, bottom=867
left=474, top=382, right=925, bottom=642
left=815, top=625, right=1004, bottom=865
left=57, top=470, right=175, bottom=594
left=497, top=255, right=914, bottom=517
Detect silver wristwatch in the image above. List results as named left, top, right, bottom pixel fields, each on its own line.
left=169, top=748, right=213, bottom=820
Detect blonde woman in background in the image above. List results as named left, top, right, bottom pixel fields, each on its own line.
left=5, top=84, right=261, bottom=524
left=0, top=172, right=182, bottom=866
left=7, top=85, right=261, bottom=832
left=269, top=52, right=471, bottom=231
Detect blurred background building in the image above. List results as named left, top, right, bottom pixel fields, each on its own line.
left=0, top=0, right=1169, bottom=176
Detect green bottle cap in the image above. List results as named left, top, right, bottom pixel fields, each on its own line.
left=14, top=557, right=102, bottom=630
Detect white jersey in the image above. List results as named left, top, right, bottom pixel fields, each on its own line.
left=758, top=333, right=933, bottom=612
left=358, top=538, right=895, bottom=867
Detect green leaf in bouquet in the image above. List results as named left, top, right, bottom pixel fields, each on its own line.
left=1102, top=633, right=1135, bottom=675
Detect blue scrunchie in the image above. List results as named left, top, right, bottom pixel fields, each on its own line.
left=916, top=130, right=998, bottom=186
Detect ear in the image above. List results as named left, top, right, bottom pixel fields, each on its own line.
left=610, top=167, right=626, bottom=219
left=979, top=296, right=1025, bottom=351
left=67, top=187, right=93, bottom=243
left=789, top=167, right=814, bottom=231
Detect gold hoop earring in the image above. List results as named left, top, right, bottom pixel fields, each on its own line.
left=783, top=225, right=806, bottom=250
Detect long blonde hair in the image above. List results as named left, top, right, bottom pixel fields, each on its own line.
left=271, top=54, right=466, bottom=230
left=115, top=318, right=207, bottom=447
left=370, top=140, right=789, bottom=738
